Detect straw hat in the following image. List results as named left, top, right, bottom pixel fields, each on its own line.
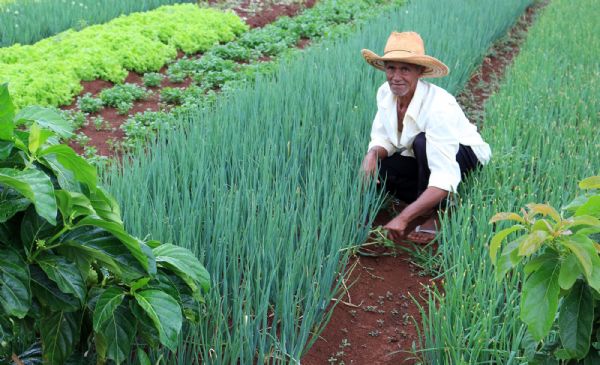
left=362, top=31, right=449, bottom=78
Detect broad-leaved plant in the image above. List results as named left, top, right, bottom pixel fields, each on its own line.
left=0, top=83, right=210, bottom=365
left=490, top=176, right=600, bottom=363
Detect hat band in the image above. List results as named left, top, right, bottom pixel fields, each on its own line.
left=383, top=49, right=415, bottom=55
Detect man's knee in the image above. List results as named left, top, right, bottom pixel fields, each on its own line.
left=413, top=132, right=426, bottom=155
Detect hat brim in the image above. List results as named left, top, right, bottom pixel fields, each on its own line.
left=361, top=49, right=449, bottom=78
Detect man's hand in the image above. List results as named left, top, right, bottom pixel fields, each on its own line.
left=361, top=146, right=388, bottom=181
left=384, top=187, right=449, bottom=241
left=361, top=151, right=379, bottom=178
left=383, top=214, right=409, bottom=241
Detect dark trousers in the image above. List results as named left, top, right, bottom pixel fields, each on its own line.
left=378, top=132, right=479, bottom=203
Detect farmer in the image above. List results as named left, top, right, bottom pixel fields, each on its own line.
left=360, top=31, right=491, bottom=243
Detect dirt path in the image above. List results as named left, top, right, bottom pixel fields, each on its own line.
left=302, top=2, right=547, bottom=364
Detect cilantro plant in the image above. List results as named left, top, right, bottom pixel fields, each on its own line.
left=0, top=84, right=210, bottom=364
left=77, top=93, right=104, bottom=114
left=142, top=72, right=164, bottom=88
left=159, top=87, right=184, bottom=106
left=99, top=84, right=149, bottom=114
left=490, top=176, right=600, bottom=363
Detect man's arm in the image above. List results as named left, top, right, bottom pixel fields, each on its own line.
left=384, top=186, right=448, bottom=240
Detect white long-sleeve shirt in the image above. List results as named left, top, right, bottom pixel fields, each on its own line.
left=368, top=80, right=491, bottom=192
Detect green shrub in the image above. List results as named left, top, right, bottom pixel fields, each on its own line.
left=490, top=177, right=600, bottom=362
left=0, top=84, right=210, bottom=364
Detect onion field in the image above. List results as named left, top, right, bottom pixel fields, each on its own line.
left=0, top=0, right=598, bottom=364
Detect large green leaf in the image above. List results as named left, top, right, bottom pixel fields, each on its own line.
left=55, top=190, right=96, bottom=224
left=60, top=226, right=147, bottom=282
left=152, top=270, right=199, bottom=322
left=576, top=196, right=600, bottom=219
left=489, top=225, right=525, bottom=264
left=558, top=281, right=594, bottom=359
left=565, top=215, right=600, bottom=235
left=579, top=176, right=600, bottom=190
left=30, top=265, right=80, bottom=312
left=561, top=234, right=600, bottom=291
left=97, top=300, right=136, bottom=364
left=37, top=254, right=86, bottom=306
left=524, top=252, right=559, bottom=275
left=74, top=217, right=150, bottom=273
left=15, top=106, right=73, bottom=140
left=563, top=195, right=589, bottom=213
left=20, top=205, right=59, bottom=257
left=518, top=230, right=551, bottom=257
left=88, top=187, right=122, bottom=224
left=153, top=244, right=210, bottom=294
left=39, top=309, right=80, bottom=365
left=134, top=289, right=182, bottom=350
left=495, top=238, right=522, bottom=281
left=0, top=140, right=14, bottom=160
left=93, top=287, right=125, bottom=332
left=137, top=349, right=151, bottom=365
left=0, top=167, right=56, bottom=225
left=0, top=248, right=31, bottom=318
left=129, top=300, right=160, bottom=348
left=0, top=83, right=15, bottom=140
left=0, top=186, right=30, bottom=222
left=559, top=253, right=582, bottom=290
left=38, top=145, right=96, bottom=192
left=28, top=123, right=54, bottom=155
left=520, top=255, right=561, bottom=341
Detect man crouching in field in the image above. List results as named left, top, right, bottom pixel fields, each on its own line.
left=360, top=31, right=491, bottom=243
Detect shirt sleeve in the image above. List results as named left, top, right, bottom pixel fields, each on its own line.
left=425, top=106, right=462, bottom=192
left=367, top=109, right=396, bottom=155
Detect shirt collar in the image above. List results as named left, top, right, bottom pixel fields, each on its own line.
left=405, top=80, right=426, bottom=121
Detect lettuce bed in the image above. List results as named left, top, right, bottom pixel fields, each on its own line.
left=0, top=4, right=247, bottom=109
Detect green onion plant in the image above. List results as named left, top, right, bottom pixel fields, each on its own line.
left=0, top=0, right=197, bottom=48
left=104, top=0, right=536, bottom=363
left=418, top=0, right=600, bottom=363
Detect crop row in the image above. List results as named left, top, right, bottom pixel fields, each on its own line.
left=0, top=0, right=196, bottom=47
left=418, top=0, right=600, bottom=363
left=0, top=4, right=247, bottom=109
left=103, top=0, right=536, bottom=363
left=63, top=0, right=406, bottom=157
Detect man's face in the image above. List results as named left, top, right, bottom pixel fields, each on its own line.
left=384, top=61, right=423, bottom=97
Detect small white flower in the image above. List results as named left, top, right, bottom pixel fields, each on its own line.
left=14, top=10, right=19, bottom=15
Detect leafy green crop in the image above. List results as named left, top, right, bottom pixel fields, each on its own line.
left=0, top=4, right=248, bottom=109
left=99, top=84, right=150, bottom=115
left=490, top=177, right=600, bottom=362
left=76, top=93, right=104, bottom=114
left=0, top=83, right=211, bottom=364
